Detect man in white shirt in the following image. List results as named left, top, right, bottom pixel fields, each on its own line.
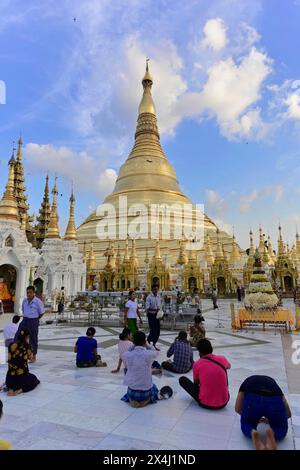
left=3, top=315, right=20, bottom=348
left=121, top=331, right=159, bottom=407
left=145, top=284, right=162, bottom=351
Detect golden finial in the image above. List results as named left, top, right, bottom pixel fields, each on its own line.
left=0, top=158, right=19, bottom=221
left=45, top=177, right=60, bottom=239
left=139, top=58, right=156, bottom=115
left=16, top=134, right=23, bottom=162
left=64, top=185, right=77, bottom=241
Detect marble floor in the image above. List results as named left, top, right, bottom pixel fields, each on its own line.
left=0, top=299, right=299, bottom=450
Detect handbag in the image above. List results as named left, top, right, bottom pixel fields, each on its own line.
left=156, top=308, right=164, bottom=319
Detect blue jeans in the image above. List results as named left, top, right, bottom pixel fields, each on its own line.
left=241, top=393, right=288, bottom=441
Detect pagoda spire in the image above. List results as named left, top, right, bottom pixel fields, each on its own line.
left=0, top=158, right=19, bottom=221
left=277, top=225, right=285, bottom=257
left=215, top=229, right=224, bottom=260
left=35, top=175, right=51, bottom=247
left=115, top=243, right=121, bottom=268
left=64, top=188, right=77, bottom=241
left=230, top=234, right=241, bottom=264
left=14, top=135, right=29, bottom=218
left=205, top=233, right=215, bottom=264
left=296, top=230, right=300, bottom=259
left=177, top=239, right=188, bottom=265
left=154, top=239, right=162, bottom=260
left=130, top=238, right=139, bottom=268
left=267, top=236, right=275, bottom=264
left=45, top=178, right=60, bottom=239
left=249, top=229, right=255, bottom=258
left=87, top=242, right=96, bottom=270
left=123, top=237, right=130, bottom=262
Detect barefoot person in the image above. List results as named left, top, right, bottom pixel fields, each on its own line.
left=3, top=315, right=20, bottom=348
left=121, top=331, right=159, bottom=407
left=111, top=328, right=133, bottom=373
left=75, top=327, right=107, bottom=368
left=5, top=328, right=40, bottom=396
left=235, top=375, right=291, bottom=441
left=145, top=285, right=161, bottom=351
left=189, top=315, right=206, bottom=347
left=15, top=286, right=45, bottom=363
left=124, top=291, right=142, bottom=335
left=162, top=331, right=193, bottom=373
left=179, top=338, right=230, bottom=409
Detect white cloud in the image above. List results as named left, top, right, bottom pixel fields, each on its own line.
left=24, top=143, right=117, bottom=197
left=205, top=189, right=227, bottom=214
left=239, top=185, right=284, bottom=213
left=173, top=46, right=272, bottom=140
left=201, top=18, right=227, bottom=52
left=284, top=93, right=300, bottom=120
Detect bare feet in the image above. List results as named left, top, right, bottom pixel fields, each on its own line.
left=152, top=368, right=162, bottom=375
left=7, top=389, right=23, bottom=396
left=29, top=355, right=36, bottom=363
left=154, top=346, right=160, bottom=351
left=96, top=361, right=107, bottom=367
left=111, top=369, right=120, bottom=373
left=252, top=428, right=277, bottom=450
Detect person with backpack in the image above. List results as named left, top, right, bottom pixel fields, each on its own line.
left=179, top=338, right=230, bottom=409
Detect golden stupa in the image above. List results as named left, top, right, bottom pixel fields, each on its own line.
left=77, top=62, right=239, bottom=271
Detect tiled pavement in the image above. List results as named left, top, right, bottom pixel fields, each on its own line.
left=0, top=299, right=299, bottom=450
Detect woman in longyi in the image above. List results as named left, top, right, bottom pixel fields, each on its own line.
left=3, top=328, right=40, bottom=396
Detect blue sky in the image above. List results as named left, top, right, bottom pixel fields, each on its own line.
left=1, top=0, right=300, bottom=249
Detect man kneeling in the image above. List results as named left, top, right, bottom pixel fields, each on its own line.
left=74, top=327, right=107, bottom=368
left=121, top=331, right=159, bottom=407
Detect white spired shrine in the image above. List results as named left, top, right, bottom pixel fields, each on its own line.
left=0, top=146, right=86, bottom=314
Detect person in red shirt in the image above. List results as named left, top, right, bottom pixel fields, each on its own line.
left=179, top=338, right=230, bottom=409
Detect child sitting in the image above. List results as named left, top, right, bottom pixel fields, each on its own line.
left=111, top=328, right=161, bottom=374
left=189, top=314, right=206, bottom=347
left=111, top=328, right=133, bottom=373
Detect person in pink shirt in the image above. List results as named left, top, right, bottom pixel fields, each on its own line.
left=179, top=338, right=230, bottom=409
left=111, top=328, right=133, bottom=373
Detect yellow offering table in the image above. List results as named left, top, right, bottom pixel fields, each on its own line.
left=237, top=308, right=294, bottom=331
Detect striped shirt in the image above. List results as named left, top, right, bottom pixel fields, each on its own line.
left=118, top=340, right=133, bottom=360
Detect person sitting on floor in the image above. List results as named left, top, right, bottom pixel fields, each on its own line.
left=3, top=315, right=20, bottom=349
left=111, top=328, right=161, bottom=375
left=121, top=331, right=159, bottom=408
left=162, top=331, right=193, bottom=373
left=0, top=400, right=11, bottom=450
left=111, top=327, right=133, bottom=373
left=189, top=315, right=206, bottom=347
left=5, top=328, right=40, bottom=396
left=235, top=375, right=291, bottom=442
left=179, top=338, right=231, bottom=409
left=74, top=327, right=107, bottom=368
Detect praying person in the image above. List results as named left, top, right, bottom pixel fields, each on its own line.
left=179, top=338, right=230, bottom=409
left=124, top=291, right=142, bottom=335
left=5, top=328, right=40, bottom=396
left=75, top=327, right=107, bottom=368
left=15, top=286, right=45, bottom=363
left=121, top=331, right=159, bottom=408
left=235, top=375, right=291, bottom=441
left=189, top=315, right=206, bottom=347
left=3, top=315, right=20, bottom=348
left=162, top=331, right=193, bottom=373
